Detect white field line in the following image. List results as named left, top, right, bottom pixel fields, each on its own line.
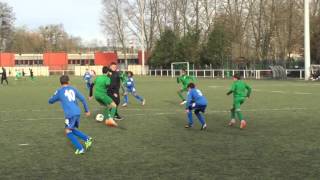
left=0, top=107, right=308, bottom=122
left=18, top=144, right=30, bottom=146
left=253, top=89, right=313, bottom=95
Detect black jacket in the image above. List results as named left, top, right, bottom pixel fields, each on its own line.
left=107, top=71, right=121, bottom=94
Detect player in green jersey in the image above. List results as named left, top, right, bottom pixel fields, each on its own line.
left=177, top=69, right=195, bottom=105
left=89, top=66, right=118, bottom=127
left=226, top=74, right=252, bottom=129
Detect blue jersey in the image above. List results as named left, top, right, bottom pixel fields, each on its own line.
left=83, top=72, right=92, bottom=81
left=48, top=86, right=89, bottom=118
left=186, top=88, right=207, bottom=108
left=126, top=77, right=135, bottom=90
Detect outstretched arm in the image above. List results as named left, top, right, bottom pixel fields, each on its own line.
left=76, top=89, right=90, bottom=113
left=48, top=91, right=59, bottom=104
left=246, top=84, right=252, bottom=97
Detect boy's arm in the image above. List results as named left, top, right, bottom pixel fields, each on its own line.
left=246, top=84, right=252, bottom=97
left=76, top=89, right=90, bottom=113
left=185, top=91, right=193, bottom=109
left=226, top=84, right=235, bottom=95
left=48, top=91, right=59, bottom=104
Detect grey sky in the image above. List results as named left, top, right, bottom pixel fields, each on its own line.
left=2, top=0, right=105, bottom=44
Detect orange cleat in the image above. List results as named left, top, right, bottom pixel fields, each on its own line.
left=240, top=120, right=247, bottom=129
left=105, top=119, right=118, bottom=127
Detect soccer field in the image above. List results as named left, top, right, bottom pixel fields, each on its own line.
left=0, top=76, right=319, bottom=179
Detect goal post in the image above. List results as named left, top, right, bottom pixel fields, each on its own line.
left=171, top=62, right=190, bottom=78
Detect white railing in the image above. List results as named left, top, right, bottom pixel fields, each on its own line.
left=148, top=69, right=305, bottom=79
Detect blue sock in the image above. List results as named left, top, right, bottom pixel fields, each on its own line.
left=66, top=132, right=83, bottom=150
left=72, top=129, right=89, bottom=141
left=134, top=95, right=143, bottom=102
left=187, top=111, right=193, bottom=126
left=124, top=95, right=128, bottom=103
left=195, top=112, right=206, bottom=126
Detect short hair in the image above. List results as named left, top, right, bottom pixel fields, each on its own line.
left=109, top=62, right=117, bottom=66
left=233, top=74, right=241, bottom=80
left=102, top=66, right=110, bottom=74
left=128, top=71, right=133, bottom=76
left=187, top=82, right=195, bottom=89
left=60, top=75, right=69, bottom=85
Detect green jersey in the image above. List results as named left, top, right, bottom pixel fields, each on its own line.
left=229, top=80, right=252, bottom=98
left=120, top=72, right=128, bottom=85
left=93, top=75, right=111, bottom=96
left=177, top=75, right=194, bottom=88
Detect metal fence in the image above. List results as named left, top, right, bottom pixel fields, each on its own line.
left=148, top=69, right=305, bottom=79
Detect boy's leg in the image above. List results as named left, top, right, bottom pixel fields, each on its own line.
left=235, top=98, right=247, bottom=129
left=194, top=109, right=206, bottom=126
left=132, top=91, right=144, bottom=102
left=177, top=88, right=186, bottom=101
left=65, top=117, right=84, bottom=151
left=234, top=98, right=245, bottom=120
left=185, top=106, right=193, bottom=128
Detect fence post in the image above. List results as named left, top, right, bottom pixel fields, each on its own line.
left=212, top=70, right=215, bottom=78
left=243, top=70, right=246, bottom=79
left=161, top=69, right=163, bottom=77
left=300, top=70, right=302, bottom=79
left=204, top=70, right=206, bottom=78
left=232, top=70, right=235, bottom=76
left=222, top=70, right=225, bottom=78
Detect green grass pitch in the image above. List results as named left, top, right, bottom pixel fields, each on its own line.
left=0, top=76, right=320, bottom=179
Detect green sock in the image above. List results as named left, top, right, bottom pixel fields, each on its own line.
left=178, top=91, right=185, bottom=101
left=236, top=111, right=244, bottom=120
left=110, top=107, right=117, bottom=118
left=231, top=108, right=236, bottom=119
left=103, top=108, right=110, bottom=119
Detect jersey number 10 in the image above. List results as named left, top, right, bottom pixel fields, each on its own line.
left=64, top=89, right=76, bottom=102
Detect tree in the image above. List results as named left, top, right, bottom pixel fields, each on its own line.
left=149, top=29, right=178, bottom=67
left=0, top=2, right=15, bottom=51
left=202, top=22, right=231, bottom=68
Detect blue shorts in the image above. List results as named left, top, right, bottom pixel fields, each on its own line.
left=65, top=115, right=80, bottom=129
left=188, top=104, right=207, bottom=113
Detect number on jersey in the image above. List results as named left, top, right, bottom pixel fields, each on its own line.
left=64, top=89, right=76, bottom=102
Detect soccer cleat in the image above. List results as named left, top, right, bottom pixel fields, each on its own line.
left=105, top=119, right=118, bottom=127
left=142, top=99, right=146, bottom=106
left=122, top=103, right=128, bottom=107
left=180, top=100, right=187, bottom=105
left=85, top=137, right=93, bottom=150
left=200, top=124, right=207, bottom=131
left=229, top=119, right=236, bottom=126
left=114, top=115, right=123, bottom=121
left=184, top=124, right=193, bottom=128
left=240, top=120, right=247, bottom=129
left=75, top=149, right=85, bottom=155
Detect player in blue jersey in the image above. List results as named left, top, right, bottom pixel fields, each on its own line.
left=83, top=69, right=92, bottom=90
left=49, top=75, right=93, bottom=155
left=184, top=83, right=207, bottom=130
left=122, top=71, right=145, bottom=107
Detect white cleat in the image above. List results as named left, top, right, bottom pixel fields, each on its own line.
left=180, top=100, right=187, bottom=105
left=122, top=103, right=128, bottom=107
left=142, top=99, right=146, bottom=106
left=229, top=119, right=236, bottom=126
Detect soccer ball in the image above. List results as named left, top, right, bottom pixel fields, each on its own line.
left=95, top=114, right=104, bottom=122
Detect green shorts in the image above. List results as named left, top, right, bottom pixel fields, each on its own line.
left=95, top=94, right=113, bottom=106
left=233, top=97, right=246, bottom=110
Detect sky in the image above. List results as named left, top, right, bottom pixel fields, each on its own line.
left=2, top=0, right=105, bottom=44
